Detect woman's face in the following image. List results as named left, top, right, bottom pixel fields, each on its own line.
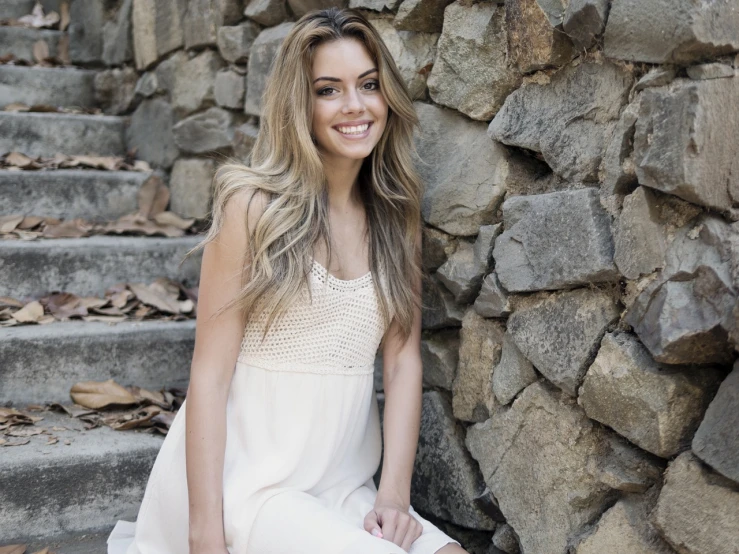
left=311, top=38, right=388, bottom=161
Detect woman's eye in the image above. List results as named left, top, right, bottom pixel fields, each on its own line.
left=364, top=80, right=379, bottom=90
left=317, top=87, right=336, bottom=96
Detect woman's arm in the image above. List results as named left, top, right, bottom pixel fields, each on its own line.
left=368, top=228, right=424, bottom=550
left=186, top=189, right=267, bottom=551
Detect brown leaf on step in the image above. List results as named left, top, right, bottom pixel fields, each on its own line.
left=137, top=175, right=170, bottom=218
left=0, top=215, right=25, bottom=233
left=108, top=288, right=133, bottom=309
left=178, top=299, right=194, bottom=314
left=59, top=0, right=70, bottom=31
left=153, top=211, right=195, bottom=230
left=31, top=547, right=51, bottom=554
left=108, top=405, right=162, bottom=430
left=63, top=155, right=122, bottom=171
left=133, top=160, right=152, bottom=172
left=6, top=151, right=37, bottom=168
left=37, top=314, right=55, bottom=324
left=81, top=315, right=127, bottom=323
left=28, top=104, right=60, bottom=113
left=42, top=292, right=88, bottom=319
left=103, top=212, right=184, bottom=238
left=128, top=282, right=181, bottom=314
left=0, top=544, right=27, bottom=554
left=46, top=435, right=59, bottom=445
left=42, top=218, right=94, bottom=238
left=13, top=300, right=44, bottom=323
left=89, top=305, right=124, bottom=316
left=151, top=411, right=176, bottom=429
left=19, top=3, right=60, bottom=28
left=48, top=403, right=97, bottom=418
left=33, top=40, right=49, bottom=63
left=70, top=379, right=138, bottom=409
left=4, top=103, right=30, bottom=112
left=18, top=216, right=45, bottom=229
left=2, top=438, right=31, bottom=447
left=0, top=407, right=36, bottom=425
left=6, top=426, right=45, bottom=437
left=130, top=386, right=171, bottom=409
left=0, top=297, right=25, bottom=309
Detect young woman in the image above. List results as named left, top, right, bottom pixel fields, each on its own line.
left=108, top=7, right=467, bottom=554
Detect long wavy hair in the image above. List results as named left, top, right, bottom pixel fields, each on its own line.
left=182, top=7, right=424, bottom=346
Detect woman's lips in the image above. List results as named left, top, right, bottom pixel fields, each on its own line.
left=333, top=121, right=373, bottom=139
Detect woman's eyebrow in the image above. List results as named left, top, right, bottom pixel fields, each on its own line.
left=313, top=68, right=378, bottom=84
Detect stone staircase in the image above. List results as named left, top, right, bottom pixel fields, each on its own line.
left=0, top=15, right=201, bottom=553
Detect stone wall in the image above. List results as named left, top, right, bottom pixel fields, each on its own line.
left=77, top=0, right=739, bottom=552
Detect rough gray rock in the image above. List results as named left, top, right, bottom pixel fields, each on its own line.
left=507, top=287, right=621, bottom=395
left=215, top=69, right=246, bottom=109
left=492, top=333, right=537, bottom=405
left=600, top=94, right=639, bottom=207
left=427, top=1, right=521, bottom=121
left=473, top=272, right=512, bottom=319
left=94, top=67, right=138, bottom=115
left=217, top=21, right=261, bottom=64
left=687, top=62, right=736, bottom=80
left=412, top=391, right=497, bottom=529
left=170, top=158, right=216, bottom=219
left=415, top=102, right=510, bottom=236
left=652, top=452, right=739, bottom=554
left=452, top=308, right=505, bottom=422
left=394, top=0, right=455, bottom=33
left=634, top=67, right=677, bottom=91
left=287, top=0, right=347, bottom=17
left=131, top=0, right=187, bottom=70
left=422, top=275, right=465, bottom=329
left=154, top=50, right=189, bottom=98
left=692, top=362, right=739, bottom=484
left=349, top=0, right=402, bottom=11
left=614, top=187, right=667, bottom=280
left=437, top=225, right=500, bottom=304
left=421, top=329, right=459, bottom=391
left=505, top=0, right=575, bottom=73
left=244, top=22, right=295, bottom=116
left=492, top=524, right=520, bottom=554
left=604, top=0, right=739, bottom=64
left=172, top=50, right=226, bottom=116
left=422, top=226, right=459, bottom=272
left=466, top=381, right=661, bottom=554
left=68, top=0, right=104, bottom=64
left=562, top=0, right=608, bottom=50
left=370, top=17, right=438, bottom=101
left=632, top=76, right=739, bottom=216
left=173, top=107, right=237, bottom=154
left=625, top=215, right=737, bottom=365
left=489, top=60, right=633, bottom=182
left=243, top=0, right=288, bottom=27
left=493, top=188, right=619, bottom=292
left=571, top=489, right=675, bottom=554
left=579, top=332, right=723, bottom=458
left=232, top=120, right=259, bottom=163
left=134, top=72, right=159, bottom=98
left=126, top=98, right=179, bottom=168
left=102, top=0, right=133, bottom=66
left=183, top=0, right=243, bottom=49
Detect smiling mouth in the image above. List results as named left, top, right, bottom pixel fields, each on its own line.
left=334, top=122, right=372, bottom=136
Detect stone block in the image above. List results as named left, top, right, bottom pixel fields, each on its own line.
left=493, top=188, right=619, bottom=292
left=243, top=0, right=288, bottom=27
left=421, top=329, right=459, bottom=391
left=215, top=69, right=246, bottom=109
left=170, top=158, right=216, bottom=218
left=126, top=98, right=179, bottom=168
left=489, top=60, right=633, bottom=182
left=427, top=1, right=520, bottom=120
left=184, top=0, right=243, bottom=49
left=394, top=0, right=455, bottom=33
left=173, top=50, right=226, bottom=116
left=217, top=21, right=261, bottom=63
left=507, top=287, right=620, bottom=395
left=173, top=107, right=237, bottom=154
left=492, top=333, right=537, bottom=405
left=244, top=22, right=295, bottom=116
left=132, top=0, right=187, bottom=70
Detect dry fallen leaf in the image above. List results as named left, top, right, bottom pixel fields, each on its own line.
left=128, top=282, right=180, bottom=314
left=0, top=214, right=24, bottom=233
left=12, top=300, right=44, bottom=323
left=0, top=544, right=27, bottom=554
left=137, top=175, right=170, bottom=218
left=32, top=40, right=49, bottom=63
left=2, top=438, right=31, bottom=447
left=70, top=379, right=138, bottom=409
left=19, top=3, right=60, bottom=28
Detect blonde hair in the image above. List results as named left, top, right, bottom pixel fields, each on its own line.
left=183, top=7, right=424, bottom=346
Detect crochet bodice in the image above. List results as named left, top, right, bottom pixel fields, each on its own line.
left=237, top=259, right=388, bottom=375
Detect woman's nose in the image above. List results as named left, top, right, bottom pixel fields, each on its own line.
left=342, top=87, right=365, bottom=113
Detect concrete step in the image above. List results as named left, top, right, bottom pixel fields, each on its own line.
left=0, top=0, right=35, bottom=20
left=0, top=409, right=162, bottom=544
left=0, top=235, right=203, bottom=297
left=0, top=65, right=97, bottom=108
left=0, top=169, right=149, bottom=220
left=0, top=320, right=195, bottom=405
left=23, top=530, right=110, bottom=554
left=0, top=25, right=64, bottom=62
left=0, top=111, right=126, bottom=158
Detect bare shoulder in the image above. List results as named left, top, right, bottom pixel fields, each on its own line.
left=220, top=187, right=270, bottom=241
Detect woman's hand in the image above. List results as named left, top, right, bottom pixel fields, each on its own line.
left=363, top=499, right=423, bottom=552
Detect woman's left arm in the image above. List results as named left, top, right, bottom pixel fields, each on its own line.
left=364, top=228, right=425, bottom=551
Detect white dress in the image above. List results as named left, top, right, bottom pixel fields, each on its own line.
left=107, top=258, right=461, bottom=554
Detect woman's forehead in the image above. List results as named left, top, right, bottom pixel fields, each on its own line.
left=311, top=38, right=375, bottom=78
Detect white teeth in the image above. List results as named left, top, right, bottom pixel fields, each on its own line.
left=337, top=123, right=369, bottom=135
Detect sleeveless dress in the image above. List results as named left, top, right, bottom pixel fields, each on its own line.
left=107, top=257, right=462, bottom=554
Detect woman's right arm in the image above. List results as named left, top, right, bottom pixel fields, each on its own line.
left=185, top=189, right=267, bottom=552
